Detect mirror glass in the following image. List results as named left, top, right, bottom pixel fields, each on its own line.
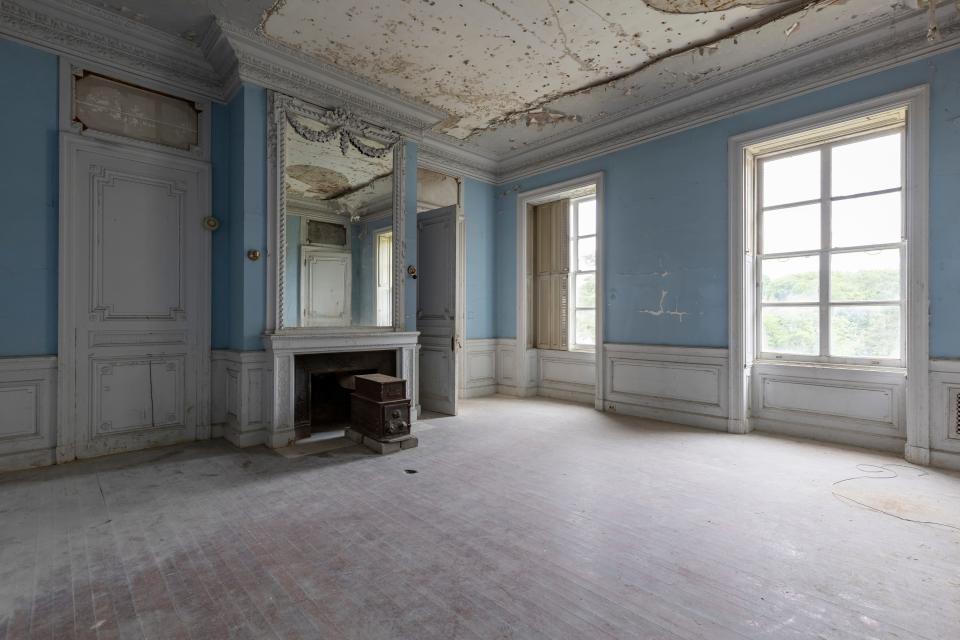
left=282, top=110, right=395, bottom=328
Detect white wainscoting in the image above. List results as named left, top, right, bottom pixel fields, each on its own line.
left=751, top=362, right=906, bottom=453
left=929, top=359, right=960, bottom=471
left=461, top=339, right=498, bottom=398
left=0, top=357, right=58, bottom=472
left=604, top=345, right=729, bottom=431
left=211, top=350, right=272, bottom=447
left=538, top=349, right=595, bottom=404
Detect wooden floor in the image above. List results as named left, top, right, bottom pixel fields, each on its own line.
left=1, top=396, right=958, bottom=640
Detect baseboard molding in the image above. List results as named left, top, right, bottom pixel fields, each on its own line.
left=461, top=384, right=497, bottom=399
left=0, top=356, right=58, bottom=473
left=606, top=399, right=729, bottom=432
left=753, top=417, right=906, bottom=454
left=212, top=350, right=272, bottom=448
left=537, top=386, right=595, bottom=406
left=930, top=448, right=960, bottom=472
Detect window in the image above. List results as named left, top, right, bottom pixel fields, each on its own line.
left=756, top=121, right=905, bottom=365
left=571, top=197, right=597, bottom=348
left=375, top=230, right=392, bottom=326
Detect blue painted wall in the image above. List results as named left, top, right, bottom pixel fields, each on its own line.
left=493, top=49, right=960, bottom=357
left=464, top=177, right=496, bottom=339
left=403, top=141, right=418, bottom=332
left=0, top=40, right=58, bottom=357
left=211, top=85, right=268, bottom=351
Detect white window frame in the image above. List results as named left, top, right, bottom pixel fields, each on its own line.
left=755, top=127, right=906, bottom=367
left=728, top=87, right=930, bottom=465
left=570, top=196, right=597, bottom=351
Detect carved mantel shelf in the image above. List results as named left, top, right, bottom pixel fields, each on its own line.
left=264, top=330, right=421, bottom=448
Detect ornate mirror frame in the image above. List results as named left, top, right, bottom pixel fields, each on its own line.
left=266, top=91, right=406, bottom=333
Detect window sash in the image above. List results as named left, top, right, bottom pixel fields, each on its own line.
left=755, top=127, right=906, bottom=366
left=571, top=197, right=597, bottom=349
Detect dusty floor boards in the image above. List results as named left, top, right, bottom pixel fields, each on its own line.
left=1, top=396, right=958, bottom=639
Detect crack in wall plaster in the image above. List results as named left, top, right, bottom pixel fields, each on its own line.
left=638, top=290, right=688, bottom=322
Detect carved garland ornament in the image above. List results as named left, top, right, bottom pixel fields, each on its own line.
left=285, top=110, right=397, bottom=158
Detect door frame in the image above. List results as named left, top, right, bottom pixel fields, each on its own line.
left=414, top=170, right=465, bottom=416
left=515, top=172, right=605, bottom=410
left=57, top=133, right=212, bottom=462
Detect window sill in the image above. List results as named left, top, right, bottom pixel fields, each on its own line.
left=754, top=359, right=905, bottom=375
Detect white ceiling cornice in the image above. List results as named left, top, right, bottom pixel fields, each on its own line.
left=206, top=20, right=448, bottom=135
left=0, top=0, right=222, bottom=101
left=3, top=0, right=959, bottom=186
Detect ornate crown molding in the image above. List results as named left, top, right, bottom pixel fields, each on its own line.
left=206, top=20, right=448, bottom=136
left=418, top=133, right=498, bottom=183
left=0, top=0, right=221, bottom=100
left=494, top=5, right=960, bottom=183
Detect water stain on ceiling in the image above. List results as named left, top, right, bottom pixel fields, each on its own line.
left=261, top=0, right=812, bottom=139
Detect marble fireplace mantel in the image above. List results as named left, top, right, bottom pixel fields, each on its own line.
left=264, top=330, right=421, bottom=448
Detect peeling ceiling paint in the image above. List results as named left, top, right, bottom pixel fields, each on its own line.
left=261, top=0, right=813, bottom=139
left=81, top=0, right=908, bottom=158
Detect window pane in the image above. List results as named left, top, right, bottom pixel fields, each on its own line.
left=575, top=273, right=595, bottom=307
left=761, top=306, right=819, bottom=355
left=577, top=236, right=596, bottom=270
left=761, top=256, right=819, bottom=303
left=831, top=132, right=901, bottom=197
left=830, top=306, right=900, bottom=359
left=762, top=203, right=820, bottom=254
left=577, top=200, right=596, bottom=236
left=575, top=309, right=595, bottom=346
left=761, top=150, right=820, bottom=207
left=831, top=191, right=902, bottom=248
left=830, top=249, right=900, bottom=302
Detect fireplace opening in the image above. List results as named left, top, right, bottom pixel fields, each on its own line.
left=294, top=350, right=397, bottom=439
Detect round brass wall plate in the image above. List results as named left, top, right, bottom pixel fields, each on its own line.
left=202, top=216, right=220, bottom=231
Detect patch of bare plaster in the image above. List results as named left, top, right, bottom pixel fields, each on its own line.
left=525, top=107, right=582, bottom=128
left=644, top=0, right=789, bottom=13
left=638, top=290, right=688, bottom=322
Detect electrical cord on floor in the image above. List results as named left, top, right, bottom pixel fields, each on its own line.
left=831, top=463, right=960, bottom=533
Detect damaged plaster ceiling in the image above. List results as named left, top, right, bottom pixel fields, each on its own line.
left=85, top=0, right=914, bottom=158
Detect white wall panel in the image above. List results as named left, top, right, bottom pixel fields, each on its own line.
left=0, top=357, right=57, bottom=471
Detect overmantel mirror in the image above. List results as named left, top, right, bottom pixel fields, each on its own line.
left=271, top=92, right=405, bottom=331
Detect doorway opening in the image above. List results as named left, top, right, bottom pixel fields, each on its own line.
left=416, top=167, right=464, bottom=417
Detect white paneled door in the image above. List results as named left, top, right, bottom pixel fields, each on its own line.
left=59, top=134, right=210, bottom=460
left=417, top=205, right=459, bottom=415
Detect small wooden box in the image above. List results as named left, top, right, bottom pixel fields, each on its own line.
left=350, top=396, right=411, bottom=440
left=354, top=373, right=406, bottom=402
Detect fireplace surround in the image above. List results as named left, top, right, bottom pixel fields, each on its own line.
left=265, top=331, right=420, bottom=448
